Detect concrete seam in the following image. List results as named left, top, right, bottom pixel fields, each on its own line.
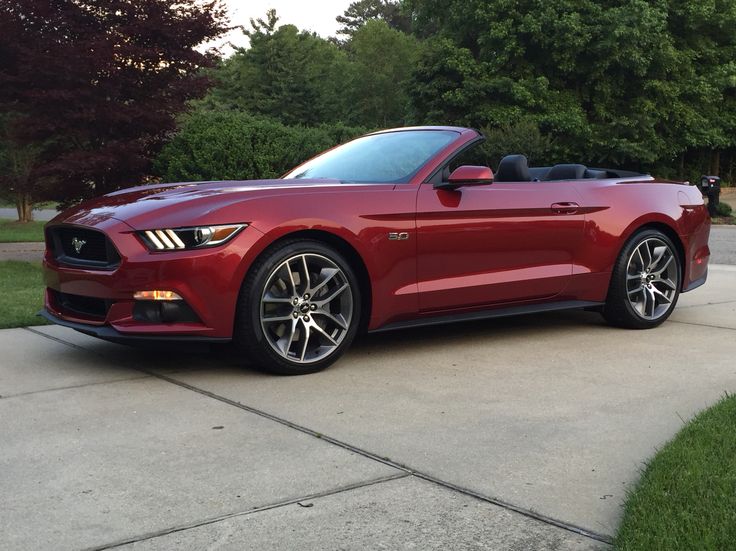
left=24, top=326, right=96, bottom=352
left=0, top=374, right=150, bottom=400
left=26, top=326, right=615, bottom=546
left=668, top=320, right=736, bottom=331
left=138, top=369, right=614, bottom=545
left=84, top=473, right=410, bottom=551
left=677, top=299, right=736, bottom=309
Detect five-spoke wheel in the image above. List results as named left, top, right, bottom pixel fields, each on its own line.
left=235, top=240, right=361, bottom=374
left=604, top=229, right=681, bottom=329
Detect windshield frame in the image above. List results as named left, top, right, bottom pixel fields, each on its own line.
left=282, top=129, right=467, bottom=185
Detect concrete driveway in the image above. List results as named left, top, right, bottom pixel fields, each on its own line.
left=2, top=266, right=736, bottom=550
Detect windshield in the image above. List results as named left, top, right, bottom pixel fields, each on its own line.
left=283, top=130, right=459, bottom=183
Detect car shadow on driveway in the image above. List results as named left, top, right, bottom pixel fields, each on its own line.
left=29, top=309, right=609, bottom=380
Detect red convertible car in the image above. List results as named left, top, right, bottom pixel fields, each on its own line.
left=42, top=126, right=711, bottom=374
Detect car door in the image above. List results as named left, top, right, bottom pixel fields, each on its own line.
left=416, top=180, right=585, bottom=312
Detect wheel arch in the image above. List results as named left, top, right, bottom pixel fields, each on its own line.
left=619, top=220, right=687, bottom=288
left=240, top=228, right=373, bottom=333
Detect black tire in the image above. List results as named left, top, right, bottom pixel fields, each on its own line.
left=234, top=239, right=361, bottom=375
left=602, top=228, right=681, bottom=329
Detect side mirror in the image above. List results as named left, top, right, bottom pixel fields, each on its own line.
left=435, top=165, right=494, bottom=190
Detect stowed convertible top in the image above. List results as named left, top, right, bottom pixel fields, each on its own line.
left=495, top=154, right=648, bottom=182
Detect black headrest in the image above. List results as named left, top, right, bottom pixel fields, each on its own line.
left=495, top=155, right=531, bottom=182
left=584, top=169, right=608, bottom=179
left=546, top=164, right=587, bottom=180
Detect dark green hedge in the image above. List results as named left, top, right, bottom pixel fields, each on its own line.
left=154, top=110, right=368, bottom=182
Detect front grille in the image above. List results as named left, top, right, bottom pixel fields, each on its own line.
left=50, top=290, right=111, bottom=320
left=47, top=226, right=120, bottom=269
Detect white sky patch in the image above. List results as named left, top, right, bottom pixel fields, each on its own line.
left=203, top=0, right=354, bottom=55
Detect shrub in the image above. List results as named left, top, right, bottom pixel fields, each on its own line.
left=715, top=201, right=732, bottom=217
left=479, top=121, right=556, bottom=168
left=154, top=110, right=368, bottom=182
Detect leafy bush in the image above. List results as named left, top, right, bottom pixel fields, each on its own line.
left=155, top=110, right=368, bottom=182
left=715, top=201, right=733, bottom=217
left=479, top=121, right=556, bottom=168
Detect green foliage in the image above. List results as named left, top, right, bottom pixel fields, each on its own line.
left=154, top=110, right=367, bottom=182
left=616, top=394, right=736, bottom=550
left=0, top=261, right=48, bottom=329
left=716, top=201, right=733, bottom=217
left=336, top=0, right=410, bottom=37
left=206, top=11, right=350, bottom=126
left=0, top=113, right=46, bottom=221
left=203, top=11, right=419, bottom=130
left=345, top=20, right=420, bottom=126
left=480, top=121, right=556, bottom=168
left=406, top=0, right=736, bottom=173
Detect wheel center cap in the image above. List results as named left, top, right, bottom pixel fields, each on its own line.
left=299, top=302, right=311, bottom=314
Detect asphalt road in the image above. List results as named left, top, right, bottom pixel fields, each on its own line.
left=0, top=208, right=57, bottom=221
left=2, top=265, right=735, bottom=550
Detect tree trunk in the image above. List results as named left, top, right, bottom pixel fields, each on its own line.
left=15, top=193, right=34, bottom=223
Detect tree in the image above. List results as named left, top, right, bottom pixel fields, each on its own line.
left=405, top=0, right=736, bottom=173
left=0, top=114, right=46, bottom=222
left=206, top=10, right=350, bottom=126
left=346, top=20, right=420, bottom=127
left=203, top=11, right=419, bottom=130
left=336, top=0, right=410, bottom=38
left=0, top=0, right=229, bottom=216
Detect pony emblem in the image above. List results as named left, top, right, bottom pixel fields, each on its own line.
left=71, top=237, right=86, bottom=254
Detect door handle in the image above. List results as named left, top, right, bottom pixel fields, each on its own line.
left=551, top=202, right=579, bottom=214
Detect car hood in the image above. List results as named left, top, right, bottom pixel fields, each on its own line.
left=50, top=178, right=360, bottom=230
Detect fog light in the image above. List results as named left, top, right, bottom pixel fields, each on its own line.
left=133, top=290, right=183, bottom=301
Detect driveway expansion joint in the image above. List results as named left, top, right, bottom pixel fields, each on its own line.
left=26, top=325, right=615, bottom=546
left=0, top=374, right=151, bottom=401
left=84, top=473, right=411, bottom=551
left=669, top=320, right=736, bottom=331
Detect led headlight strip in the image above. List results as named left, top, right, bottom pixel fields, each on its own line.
left=145, top=229, right=186, bottom=250
left=140, top=224, right=247, bottom=251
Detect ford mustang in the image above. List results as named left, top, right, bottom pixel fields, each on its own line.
left=42, top=126, right=711, bottom=374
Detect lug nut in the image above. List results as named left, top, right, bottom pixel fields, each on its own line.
left=310, top=304, right=316, bottom=310
left=293, top=312, right=299, bottom=318
left=303, top=315, right=310, bottom=321
left=293, top=298, right=299, bottom=305
left=304, top=293, right=310, bottom=299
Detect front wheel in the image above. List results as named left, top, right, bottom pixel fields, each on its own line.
left=602, top=229, right=681, bottom=329
left=234, top=239, right=361, bottom=375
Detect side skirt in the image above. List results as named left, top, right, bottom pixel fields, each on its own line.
left=370, top=300, right=605, bottom=333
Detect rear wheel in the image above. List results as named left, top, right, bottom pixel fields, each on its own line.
left=235, top=239, right=361, bottom=375
left=603, top=229, right=681, bottom=329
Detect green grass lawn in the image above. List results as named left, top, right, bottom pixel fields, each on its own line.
left=0, top=200, right=57, bottom=209
left=0, top=261, right=48, bottom=329
left=0, top=220, right=46, bottom=242
left=616, top=394, right=736, bottom=550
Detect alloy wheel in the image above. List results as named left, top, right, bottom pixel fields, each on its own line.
left=260, top=253, right=354, bottom=364
left=625, top=238, right=678, bottom=321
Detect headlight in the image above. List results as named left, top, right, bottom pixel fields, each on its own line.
left=139, top=224, right=247, bottom=251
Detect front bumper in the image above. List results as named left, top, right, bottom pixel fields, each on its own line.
left=38, top=309, right=231, bottom=344
left=43, top=218, right=263, bottom=339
